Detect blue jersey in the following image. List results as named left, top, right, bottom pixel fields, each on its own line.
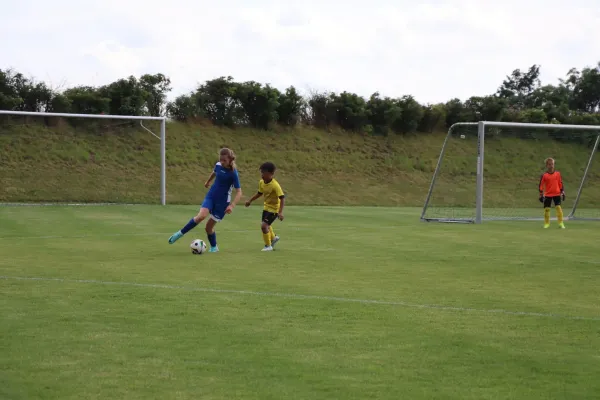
left=206, top=162, right=241, bottom=203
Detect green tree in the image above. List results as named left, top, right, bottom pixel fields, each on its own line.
left=524, top=84, right=571, bottom=122
left=99, top=76, right=147, bottom=115
left=521, top=108, right=547, bottom=124
left=500, top=107, right=524, bottom=123
left=0, top=69, right=23, bottom=110
left=2, top=70, right=54, bottom=112
left=327, top=91, right=368, bottom=131
left=307, top=91, right=334, bottom=129
left=418, top=103, right=446, bottom=133
left=47, top=93, right=72, bottom=113
left=497, top=64, right=541, bottom=108
left=166, top=93, right=203, bottom=122
left=63, top=86, right=110, bottom=114
left=444, top=98, right=474, bottom=126
left=565, top=111, right=600, bottom=126
left=463, top=96, right=506, bottom=121
left=140, top=73, right=172, bottom=116
left=195, top=76, right=242, bottom=127
left=276, top=86, right=305, bottom=127
left=234, top=81, right=280, bottom=130
left=391, top=95, right=423, bottom=134
left=564, top=62, right=600, bottom=113
left=366, top=92, right=402, bottom=135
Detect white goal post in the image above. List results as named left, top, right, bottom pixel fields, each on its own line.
left=421, top=121, right=600, bottom=224
left=0, top=110, right=167, bottom=205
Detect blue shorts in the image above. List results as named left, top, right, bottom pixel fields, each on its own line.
left=201, top=196, right=229, bottom=222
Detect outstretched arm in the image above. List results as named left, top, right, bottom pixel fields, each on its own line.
left=245, top=192, right=263, bottom=207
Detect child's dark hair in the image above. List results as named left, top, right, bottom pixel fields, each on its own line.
left=260, top=162, right=276, bottom=173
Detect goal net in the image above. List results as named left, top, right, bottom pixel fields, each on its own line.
left=0, top=111, right=166, bottom=205
left=421, top=121, right=600, bottom=223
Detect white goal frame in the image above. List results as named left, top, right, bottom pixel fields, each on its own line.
left=0, top=110, right=167, bottom=205
left=421, top=121, right=600, bottom=224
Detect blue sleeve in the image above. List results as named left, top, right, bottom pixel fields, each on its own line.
left=233, top=170, right=241, bottom=189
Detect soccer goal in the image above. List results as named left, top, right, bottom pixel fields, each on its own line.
left=0, top=110, right=167, bottom=205
left=421, top=121, right=600, bottom=223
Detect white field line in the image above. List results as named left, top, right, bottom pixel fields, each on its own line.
left=1, top=275, right=599, bottom=322
left=0, top=203, right=141, bottom=207
left=0, top=226, right=400, bottom=240
left=0, top=230, right=260, bottom=240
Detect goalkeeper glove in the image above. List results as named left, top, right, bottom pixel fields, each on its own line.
left=561, top=192, right=565, bottom=201
left=539, top=194, right=545, bottom=203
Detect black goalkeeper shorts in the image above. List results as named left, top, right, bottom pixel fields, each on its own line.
left=543, top=195, right=562, bottom=208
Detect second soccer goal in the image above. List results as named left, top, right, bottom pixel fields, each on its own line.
left=421, top=121, right=600, bottom=223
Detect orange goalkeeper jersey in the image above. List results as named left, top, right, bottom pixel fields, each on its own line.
left=539, top=171, right=564, bottom=197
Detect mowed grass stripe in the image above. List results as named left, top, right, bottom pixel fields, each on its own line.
left=2, top=275, right=600, bottom=322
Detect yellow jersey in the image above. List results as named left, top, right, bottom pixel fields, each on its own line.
left=258, top=178, right=285, bottom=213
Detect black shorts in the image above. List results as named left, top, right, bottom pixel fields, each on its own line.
left=262, top=210, right=278, bottom=225
left=543, top=195, right=562, bottom=208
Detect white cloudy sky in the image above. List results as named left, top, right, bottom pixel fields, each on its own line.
left=1, top=0, right=599, bottom=104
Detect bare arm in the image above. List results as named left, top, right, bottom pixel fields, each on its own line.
left=204, top=171, right=216, bottom=188
left=230, top=188, right=243, bottom=208
left=225, top=188, right=243, bottom=214
left=278, top=196, right=285, bottom=220
left=245, top=192, right=263, bottom=206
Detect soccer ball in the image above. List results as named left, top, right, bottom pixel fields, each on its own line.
left=190, top=239, right=207, bottom=255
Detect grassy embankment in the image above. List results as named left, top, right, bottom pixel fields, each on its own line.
left=1, top=119, right=598, bottom=208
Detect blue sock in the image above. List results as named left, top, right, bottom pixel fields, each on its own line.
left=180, top=218, right=198, bottom=234
left=207, top=232, right=217, bottom=247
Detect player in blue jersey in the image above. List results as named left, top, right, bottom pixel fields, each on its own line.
left=168, top=148, right=242, bottom=252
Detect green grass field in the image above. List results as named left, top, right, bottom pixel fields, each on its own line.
left=1, top=205, right=599, bottom=399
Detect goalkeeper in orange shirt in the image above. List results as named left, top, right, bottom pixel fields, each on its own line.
left=538, top=157, right=566, bottom=229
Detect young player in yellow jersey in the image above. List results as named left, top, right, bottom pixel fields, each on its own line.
left=245, top=162, right=285, bottom=251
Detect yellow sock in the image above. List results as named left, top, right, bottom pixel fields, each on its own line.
left=556, top=205, right=564, bottom=223
left=544, top=207, right=550, bottom=224
left=262, top=232, right=271, bottom=246
left=269, top=225, right=276, bottom=240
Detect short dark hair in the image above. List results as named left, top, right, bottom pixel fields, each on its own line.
left=260, top=162, right=276, bottom=173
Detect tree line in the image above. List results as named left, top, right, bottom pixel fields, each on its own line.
left=1, top=61, right=600, bottom=135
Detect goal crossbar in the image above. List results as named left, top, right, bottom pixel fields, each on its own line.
left=0, top=110, right=167, bottom=205
left=421, top=121, right=600, bottom=224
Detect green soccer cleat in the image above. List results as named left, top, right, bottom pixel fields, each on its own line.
left=543, top=224, right=550, bottom=229
left=261, top=245, right=274, bottom=252
left=168, top=231, right=183, bottom=244
left=559, top=222, right=566, bottom=229
left=208, top=246, right=219, bottom=253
